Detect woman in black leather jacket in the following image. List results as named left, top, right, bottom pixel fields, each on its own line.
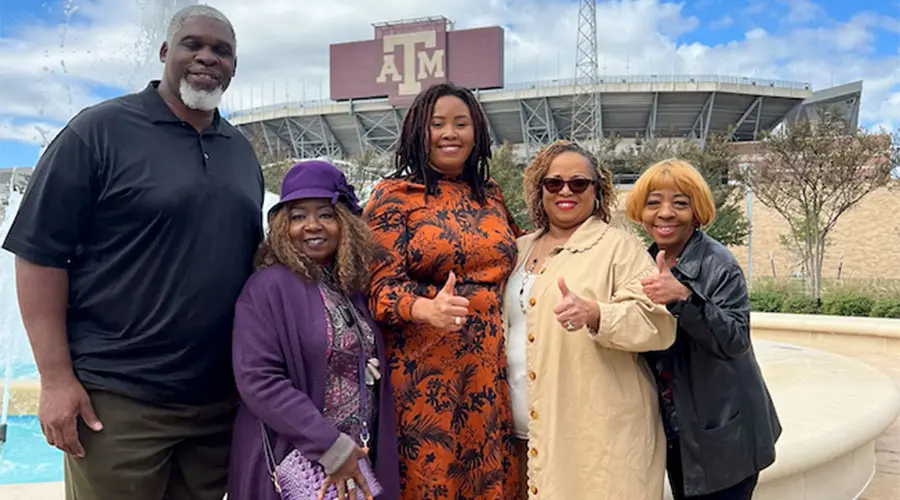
left=625, top=159, right=781, bottom=500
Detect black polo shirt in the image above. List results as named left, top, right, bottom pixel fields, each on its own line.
left=3, top=81, right=263, bottom=405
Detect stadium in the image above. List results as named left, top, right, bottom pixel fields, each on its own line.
left=219, top=12, right=893, bottom=284
left=224, top=14, right=864, bottom=166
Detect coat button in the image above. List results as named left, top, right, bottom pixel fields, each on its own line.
left=529, top=448, right=538, bottom=457
left=528, top=371, right=536, bottom=381
left=530, top=410, right=538, bottom=420
left=529, top=298, right=536, bottom=306
left=531, top=486, right=538, bottom=495
left=527, top=334, right=535, bottom=343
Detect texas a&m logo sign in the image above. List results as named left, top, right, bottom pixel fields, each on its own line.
left=329, top=17, right=504, bottom=106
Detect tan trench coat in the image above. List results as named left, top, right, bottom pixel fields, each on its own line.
left=503, top=217, right=677, bottom=500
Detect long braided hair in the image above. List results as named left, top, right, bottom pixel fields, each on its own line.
left=389, top=82, right=494, bottom=204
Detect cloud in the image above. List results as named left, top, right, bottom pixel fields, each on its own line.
left=783, top=0, right=825, bottom=24
left=0, top=0, right=897, bottom=154
left=710, top=16, right=734, bottom=30
left=0, top=119, right=60, bottom=146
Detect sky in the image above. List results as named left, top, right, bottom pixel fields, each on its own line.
left=0, top=0, right=897, bottom=169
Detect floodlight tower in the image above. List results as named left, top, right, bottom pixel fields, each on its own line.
left=570, top=0, right=601, bottom=144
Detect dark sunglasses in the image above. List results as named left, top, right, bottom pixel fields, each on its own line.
left=541, top=177, right=595, bottom=194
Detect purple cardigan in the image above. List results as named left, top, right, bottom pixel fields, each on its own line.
left=227, top=263, right=401, bottom=500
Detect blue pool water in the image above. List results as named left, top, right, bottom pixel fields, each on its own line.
left=8, top=362, right=38, bottom=380
left=0, top=416, right=64, bottom=484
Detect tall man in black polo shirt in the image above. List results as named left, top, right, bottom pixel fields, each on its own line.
left=2, top=5, right=262, bottom=499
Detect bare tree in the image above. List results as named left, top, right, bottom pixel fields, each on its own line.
left=737, top=109, right=899, bottom=303
left=593, top=134, right=672, bottom=180
left=338, top=149, right=394, bottom=205
left=243, top=127, right=295, bottom=193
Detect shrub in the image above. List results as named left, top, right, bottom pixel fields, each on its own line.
left=870, top=299, right=900, bottom=319
left=746, top=278, right=900, bottom=318
left=780, top=294, right=819, bottom=314
left=749, top=291, right=783, bottom=313
left=822, top=294, right=875, bottom=317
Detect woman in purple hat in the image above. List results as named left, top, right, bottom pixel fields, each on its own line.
left=227, top=160, right=401, bottom=500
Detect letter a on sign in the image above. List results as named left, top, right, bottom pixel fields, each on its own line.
left=375, top=31, right=445, bottom=96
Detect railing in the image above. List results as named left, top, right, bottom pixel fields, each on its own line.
left=223, top=74, right=811, bottom=120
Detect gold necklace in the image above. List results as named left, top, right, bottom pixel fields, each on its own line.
left=519, top=237, right=547, bottom=312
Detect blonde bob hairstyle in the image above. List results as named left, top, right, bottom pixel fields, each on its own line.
left=625, top=158, right=716, bottom=227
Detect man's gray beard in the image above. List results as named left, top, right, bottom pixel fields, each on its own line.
left=179, top=78, right=224, bottom=111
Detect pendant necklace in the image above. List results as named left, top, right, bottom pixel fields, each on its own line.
left=518, top=238, right=545, bottom=312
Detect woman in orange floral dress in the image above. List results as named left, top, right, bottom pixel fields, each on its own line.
left=364, top=82, right=521, bottom=499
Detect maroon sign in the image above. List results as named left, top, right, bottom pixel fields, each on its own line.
left=329, top=18, right=504, bottom=106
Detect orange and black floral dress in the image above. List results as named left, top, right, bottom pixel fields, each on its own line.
left=364, top=175, right=521, bottom=500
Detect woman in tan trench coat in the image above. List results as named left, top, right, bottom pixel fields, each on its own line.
left=502, top=140, right=677, bottom=499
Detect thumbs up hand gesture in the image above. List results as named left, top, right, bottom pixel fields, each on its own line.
left=640, top=250, right=692, bottom=305
left=427, top=271, right=471, bottom=331
left=553, top=277, right=600, bottom=333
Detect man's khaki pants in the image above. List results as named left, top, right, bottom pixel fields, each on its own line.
left=64, top=389, right=236, bottom=500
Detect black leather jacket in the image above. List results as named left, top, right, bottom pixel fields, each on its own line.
left=643, top=230, right=782, bottom=496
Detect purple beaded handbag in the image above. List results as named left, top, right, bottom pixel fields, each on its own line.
left=258, top=318, right=383, bottom=500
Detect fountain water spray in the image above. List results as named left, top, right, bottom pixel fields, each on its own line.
left=0, top=171, right=25, bottom=454
left=0, top=0, right=199, bottom=463
left=129, top=0, right=200, bottom=89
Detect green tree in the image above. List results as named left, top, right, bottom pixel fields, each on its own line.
left=737, top=108, right=899, bottom=303
left=676, top=133, right=749, bottom=247
left=340, top=149, right=394, bottom=205
left=489, top=142, right=531, bottom=231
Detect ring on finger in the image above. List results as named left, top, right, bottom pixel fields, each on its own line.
left=454, top=316, right=462, bottom=326
left=347, top=478, right=356, bottom=490
left=565, top=320, right=576, bottom=331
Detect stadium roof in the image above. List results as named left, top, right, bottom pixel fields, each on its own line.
left=225, top=74, right=861, bottom=161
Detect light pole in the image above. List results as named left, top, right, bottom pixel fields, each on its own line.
left=740, top=163, right=753, bottom=287
left=746, top=183, right=753, bottom=287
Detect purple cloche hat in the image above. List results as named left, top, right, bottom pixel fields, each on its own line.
left=269, top=160, right=363, bottom=217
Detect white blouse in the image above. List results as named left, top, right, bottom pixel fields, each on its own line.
left=503, top=263, right=536, bottom=439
